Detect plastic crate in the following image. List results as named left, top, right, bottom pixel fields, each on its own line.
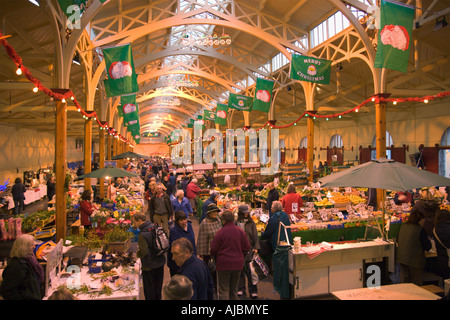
left=88, top=254, right=111, bottom=273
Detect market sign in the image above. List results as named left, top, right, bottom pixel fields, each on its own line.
left=102, top=44, right=139, bottom=98
left=290, top=54, right=332, bottom=84
left=228, top=93, right=253, bottom=111
left=142, top=132, right=161, bottom=138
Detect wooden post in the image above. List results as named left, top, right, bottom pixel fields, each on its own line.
left=107, top=132, right=112, bottom=160
left=307, top=116, right=315, bottom=183
left=99, top=126, right=105, bottom=199
left=84, top=117, right=92, bottom=191
left=375, top=95, right=390, bottom=209
left=54, top=93, right=68, bottom=242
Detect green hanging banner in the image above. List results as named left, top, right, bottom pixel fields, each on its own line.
left=228, top=93, right=253, bottom=111
left=203, top=109, right=215, bottom=121
left=120, top=94, right=139, bottom=127
left=253, top=78, right=274, bottom=113
left=215, top=103, right=228, bottom=126
left=290, top=54, right=331, bottom=84
left=374, top=0, right=414, bottom=73
left=103, top=44, right=139, bottom=97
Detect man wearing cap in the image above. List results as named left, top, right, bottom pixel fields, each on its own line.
left=197, top=203, right=223, bottom=290
left=201, top=191, right=220, bottom=223
left=149, top=183, right=174, bottom=236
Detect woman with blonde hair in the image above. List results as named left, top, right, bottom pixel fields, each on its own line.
left=0, top=234, right=44, bottom=300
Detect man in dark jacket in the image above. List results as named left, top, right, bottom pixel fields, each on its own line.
left=433, top=209, right=450, bottom=279
left=11, top=177, right=26, bottom=215
left=149, top=183, right=174, bottom=235
left=132, top=213, right=166, bottom=300
left=266, top=182, right=279, bottom=215
left=171, top=237, right=214, bottom=300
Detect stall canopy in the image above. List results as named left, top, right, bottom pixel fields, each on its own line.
left=77, top=167, right=139, bottom=179
left=318, top=158, right=450, bottom=191
left=111, top=151, right=150, bottom=160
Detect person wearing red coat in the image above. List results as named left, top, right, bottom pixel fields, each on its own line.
left=79, top=189, right=94, bottom=231
left=281, top=184, right=303, bottom=217
left=210, top=210, right=251, bottom=300
left=186, top=178, right=201, bottom=216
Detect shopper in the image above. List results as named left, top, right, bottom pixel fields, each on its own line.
left=186, top=178, right=201, bottom=217
left=171, top=190, right=193, bottom=219
left=201, top=191, right=219, bottom=222
left=394, top=190, right=413, bottom=205
left=132, top=212, right=166, bottom=300
left=47, top=288, right=78, bottom=300
left=203, top=171, right=216, bottom=188
left=281, top=183, right=303, bottom=217
left=79, top=189, right=94, bottom=232
left=107, top=178, right=117, bottom=201
left=411, top=188, right=440, bottom=237
left=266, top=182, right=279, bottom=215
left=197, top=203, right=222, bottom=289
left=162, top=274, right=194, bottom=300
left=162, top=175, right=173, bottom=196
left=171, top=237, right=214, bottom=300
left=262, top=201, right=293, bottom=253
left=148, top=183, right=174, bottom=236
left=167, top=211, right=197, bottom=276
left=210, top=210, right=251, bottom=300
left=0, top=234, right=44, bottom=300
left=11, top=177, right=26, bottom=216
left=46, top=176, right=56, bottom=203
left=236, top=204, right=260, bottom=299
left=433, top=209, right=450, bottom=280
left=169, top=172, right=177, bottom=195
left=397, top=210, right=431, bottom=286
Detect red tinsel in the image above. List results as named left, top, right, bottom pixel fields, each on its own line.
left=0, top=31, right=131, bottom=144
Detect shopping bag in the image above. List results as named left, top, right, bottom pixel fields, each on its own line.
left=250, top=253, right=269, bottom=284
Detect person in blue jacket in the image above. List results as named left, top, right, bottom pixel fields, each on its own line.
left=171, top=190, right=193, bottom=219
left=167, top=211, right=197, bottom=276
left=261, top=201, right=293, bottom=253
left=171, top=237, right=214, bottom=300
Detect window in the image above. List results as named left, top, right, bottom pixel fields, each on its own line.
left=299, top=137, right=308, bottom=148
left=371, top=131, right=393, bottom=160
left=330, top=134, right=343, bottom=148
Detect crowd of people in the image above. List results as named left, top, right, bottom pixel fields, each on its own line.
left=1, top=155, right=449, bottom=300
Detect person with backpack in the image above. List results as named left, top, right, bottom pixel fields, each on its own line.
left=148, top=183, right=174, bottom=236
left=132, top=212, right=167, bottom=300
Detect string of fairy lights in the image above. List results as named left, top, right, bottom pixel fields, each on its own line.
left=166, top=91, right=450, bottom=146
left=2, top=30, right=449, bottom=149
left=0, top=31, right=133, bottom=146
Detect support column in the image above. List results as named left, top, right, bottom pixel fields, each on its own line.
left=375, top=95, right=389, bottom=213
left=307, top=116, right=315, bottom=183
left=84, top=118, right=92, bottom=191
left=243, top=111, right=250, bottom=162
left=99, top=126, right=105, bottom=199
left=107, top=132, right=112, bottom=160
left=54, top=94, right=68, bottom=242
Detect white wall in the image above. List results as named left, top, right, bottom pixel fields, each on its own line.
left=281, top=100, right=450, bottom=166
left=0, top=124, right=84, bottom=183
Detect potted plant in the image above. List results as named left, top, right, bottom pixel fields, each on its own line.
left=103, top=225, right=133, bottom=253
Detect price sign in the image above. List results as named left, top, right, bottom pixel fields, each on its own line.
left=306, top=211, right=313, bottom=220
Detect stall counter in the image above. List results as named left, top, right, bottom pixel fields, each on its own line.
left=288, top=239, right=395, bottom=299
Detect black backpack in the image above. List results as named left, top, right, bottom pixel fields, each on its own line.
left=147, top=225, right=169, bottom=256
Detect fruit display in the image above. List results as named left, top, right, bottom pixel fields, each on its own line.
left=314, top=198, right=333, bottom=207
left=330, top=195, right=351, bottom=204
left=349, top=194, right=366, bottom=205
